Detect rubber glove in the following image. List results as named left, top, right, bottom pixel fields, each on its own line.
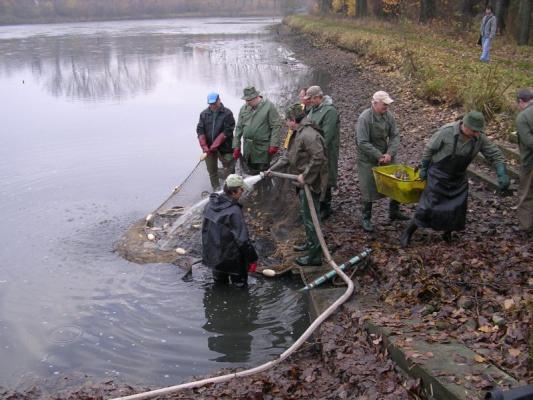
left=247, top=262, right=257, bottom=273
left=209, top=133, right=226, bottom=152
left=233, top=148, right=241, bottom=160
left=268, top=146, right=279, bottom=156
left=198, top=135, right=210, bottom=154
left=495, top=163, right=510, bottom=190
left=419, top=159, right=430, bottom=181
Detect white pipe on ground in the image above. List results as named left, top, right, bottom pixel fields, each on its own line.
left=109, top=179, right=358, bottom=400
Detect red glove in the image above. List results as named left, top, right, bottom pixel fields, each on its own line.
left=209, top=133, right=226, bottom=152
left=268, top=146, right=279, bottom=156
left=248, top=262, right=257, bottom=273
left=198, top=135, right=210, bottom=153
left=233, top=148, right=241, bottom=160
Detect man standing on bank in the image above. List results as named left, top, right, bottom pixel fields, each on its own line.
left=306, top=85, right=340, bottom=219
left=232, top=86, right=282, bottom=174
left=356, top=91, right=409, bottom=232
left=202, top=174, right=258, bottom=288
left=267, top=103, right=328, bottom=267
left=480, top=5, right=497, bottom=63
left=196, top=92, right=236, bottom=191
left=400, top=111, right=510, bottom=247
left=515, top=88, right=533, bottom=235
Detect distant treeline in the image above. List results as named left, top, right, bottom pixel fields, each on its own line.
left=0, top=0, right=312, bottom=25
left=314, top=0, right=532, bottom=45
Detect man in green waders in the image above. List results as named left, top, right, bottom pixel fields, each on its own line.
left=356, top=91, right=409, bottom=232
left=306, top=86, right=340, bottom=219
left=266, top=103, right=328, bottom=266
left=515, top=88, right=533, bottom=236
left=196, top=92, right=236, bottom=191
left=232, top=86, right=282, bottom=174
left=400, top=111, right=510, bottom=247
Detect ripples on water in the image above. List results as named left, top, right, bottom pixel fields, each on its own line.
left=0, top=17, right=313, bottom=392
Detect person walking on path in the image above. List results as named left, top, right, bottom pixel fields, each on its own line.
left=232, top=86, right=282, bottom=174
left=306, top=85, right=340, bottom=219
left=480, top=5, right=497, bottom=62
left=202, top=174, right=258, bottom=288
left=515, top=88, right=533, bottom=235
left=356, top=91, right=409, bottom=233
left=196, top=92, right=236, bottom=191
left=400, top=111, right=510, bottom=247
left=267, top=103, right=328, bottom=267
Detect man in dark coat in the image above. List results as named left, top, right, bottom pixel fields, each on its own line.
left=515, top=88, right=533, bottom=234
left=202, top=174, right=257, bottom=287
left=267, top=103, right=328, bottom=267
left=400, top=111, right=510, bottom=247
left=196, top=92, right=236, bottom=191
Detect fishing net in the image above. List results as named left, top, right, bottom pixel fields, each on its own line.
left=116, top=157, right=302, bottom=272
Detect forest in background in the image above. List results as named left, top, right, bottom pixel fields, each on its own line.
left=0, top=0, right=312, bottom=25
left=313, top=0, right=532, bottom=45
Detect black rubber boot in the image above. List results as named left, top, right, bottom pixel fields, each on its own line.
left=362, top=202, right=374, bottom=232
left=400, top=221, right=418, bottom=248
left=389, top=200, right=409, bottom=221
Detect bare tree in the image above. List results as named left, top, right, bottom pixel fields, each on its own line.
left=494, top=0, right=510, bottom=33
left=419, top=0, right=436, bottom=23
left=517, top=0, right=531, bottom=45
left=357, top=0, right=368, bottom=17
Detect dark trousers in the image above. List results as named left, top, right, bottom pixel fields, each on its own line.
left=299, top=189, right=322, bottom=261
left=212, top=260, right=248, bottom=287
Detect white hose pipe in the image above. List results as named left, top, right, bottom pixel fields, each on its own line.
left=109, top=183, right=356, bottom=400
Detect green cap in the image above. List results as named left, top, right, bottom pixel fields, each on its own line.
left=225, top=174, right=251, bottom=191
left=241, top=86, right=260, bottom=101
left=463, top=111, right=485, bottom=132
left=285, top=102, right=305, bottom=120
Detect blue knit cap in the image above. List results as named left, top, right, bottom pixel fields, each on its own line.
left=207, top=92, right=219, bottom=104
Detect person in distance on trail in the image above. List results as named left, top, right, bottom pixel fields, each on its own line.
left=202, top=174, right=258, bottom=288
left=232, top=86, right=283, bottom=174
left=515, top=88, right=533, bottom=236
left=196, top=92, right=236, bottom=191
left=355, top=90, right=409, bottom=233
left=479, top=5, right=497, bottom=63
left=306, top=85, right=340, bottom=220
left=400, top=111, right=510, bottom=247
left=266, top=103, right=328, bottom=267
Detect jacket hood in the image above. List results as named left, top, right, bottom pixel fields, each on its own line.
left=323, top=95, right=333, bottom=105
left=207, top=192, right=239, bottom=212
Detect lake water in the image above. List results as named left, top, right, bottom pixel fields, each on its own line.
left=0, top=17, right=314, bottom=392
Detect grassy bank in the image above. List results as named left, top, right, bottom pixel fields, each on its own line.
left=285, top=15, right=532, bottom=121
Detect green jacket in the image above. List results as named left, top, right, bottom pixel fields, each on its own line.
left=355, top=107, right=400, bottom=202
left=232, top=98, right=282, bottom=165
left=308, top=97, right=340, bottom=187
left=517, top=103, right=533, bottom=171
left=422, top=121, right=505, bottom=166
left=270, top=118, right=328, bottom=194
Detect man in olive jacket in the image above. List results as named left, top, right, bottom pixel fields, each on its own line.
left=356, top=91, right=409, bottom=232
left=196, top=92, right=236, bottom=191
left=306, top=85, right=340, bottom=219
left=232, top=86, right=282, bottom=174
left=400, top=111, right=510, bottom=247
left=267, top=103, right=328, bottom=267
left=516, top=88, right=533, bottom=234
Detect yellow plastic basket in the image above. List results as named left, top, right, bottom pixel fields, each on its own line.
left=372, top=164, right=426, bottom=204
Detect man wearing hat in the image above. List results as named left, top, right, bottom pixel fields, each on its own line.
left=356, top=90, right=408, bottom=232
left=400, top=111, right=510, bottom=247
left=196, top=92, right=236, bottom=191
left=232, top=86, right=282, bottom=174
left=306, top=85, right=340, bottom=219
left=515, top=88, right=533, bottom=234
left=266, top=103, right=328, bottom=267
left=202, top=174, right=258, bottom=287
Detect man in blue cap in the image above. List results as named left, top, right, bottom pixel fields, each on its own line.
left=197, top=92, right=236, bottom=191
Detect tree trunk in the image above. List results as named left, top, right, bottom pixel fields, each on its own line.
left=419, top=0, right=436, bottom=23
left=494, top=0, right=510, bottom=33
left=319, top=0, right=331, bottom=13
left=356, top=0, right=367, bottom=17
left=517, top=0, right=532, bottom=45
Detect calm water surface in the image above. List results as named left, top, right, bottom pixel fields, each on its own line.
left=0, top=17, right=314, bottom=392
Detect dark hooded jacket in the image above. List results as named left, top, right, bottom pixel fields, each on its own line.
left=196, top=104, right=236, bottom=154
left=202, top=193, right=257, bottom=271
